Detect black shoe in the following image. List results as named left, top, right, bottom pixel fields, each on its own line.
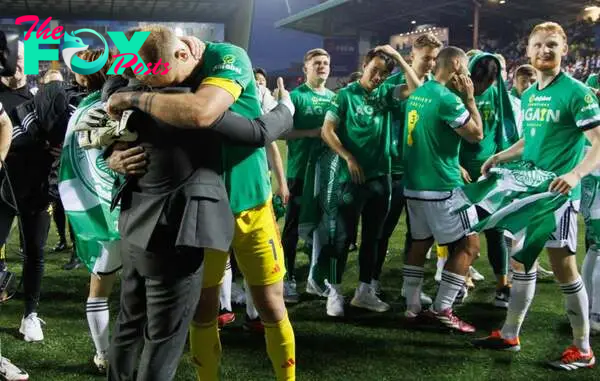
left=54, top=241, right=68, bottom=252
left=349, top=243, right=358, bottom=252
left=63, top=257, right=82, bottom=270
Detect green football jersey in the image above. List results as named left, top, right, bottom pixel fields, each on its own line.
left=460, top=86, right=500, bottom=178
left=201, top=42, right=268, bottom=214
left=384, top=72, right=433, bottom=175
left=327, top=81, right=399, bottom=183
left=403, top=80, right=471, bottom=191
left=287, top=83, right=336, bottom=180
left=385, top=72, right=407, bottom=175
left=521, top=72, right=600, bottom=200
left=586, top=74, right=600, bottom=90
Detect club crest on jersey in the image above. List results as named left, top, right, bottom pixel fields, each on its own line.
left=585, top=94, right=595, bottom=104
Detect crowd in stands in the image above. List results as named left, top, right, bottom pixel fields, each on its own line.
left=484, top=19, right=600, bottom=83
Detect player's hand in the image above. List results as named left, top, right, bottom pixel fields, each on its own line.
left=277, top=182, right=290, bottom=205
left=374, top=45, right=402, bottom=61
left=460, top=166, right=472, bottom=183
left=76, top=107, right=109, bottom=130
left=345, top=156, right=365, bottom=184
left=107, top=145, right=148, bottom=176
left=549, top=172, right=581, bottom=195
left=47, top=143, right=62, bottom=158
left=106, top=92, right=133, bottom=120
left=451, top=74, right=475, bottom=101
left=180, top=36, right=204, bottom=59
left=273, top=77, right=290, bottom=101
left=481, top=154, right=500, bottom=176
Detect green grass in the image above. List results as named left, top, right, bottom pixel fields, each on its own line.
left=0, top=142, right=598, bottom=380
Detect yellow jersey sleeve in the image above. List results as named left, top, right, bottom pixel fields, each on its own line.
left=201, top=77, right=243, bottom=101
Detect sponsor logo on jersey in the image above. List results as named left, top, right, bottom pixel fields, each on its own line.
left=529, top=95, right=552, bottom=103
left=304, top=106, right=326, bottom=115
left=356, top=105, right=374, bottom=116
left=524, top=107, right=560, bottom=123
left=222, top=54, right=236, bottom=64
left=212, top=63, right=242, bottom=75
left=410, top=95, right=433, bottom=104
left=581, top=103, right=599, bottom=112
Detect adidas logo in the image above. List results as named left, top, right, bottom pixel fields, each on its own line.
left=281, top=358, right=295, bottom=369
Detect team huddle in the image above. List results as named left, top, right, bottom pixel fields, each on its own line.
left=0, top=18, right=599, bottom=381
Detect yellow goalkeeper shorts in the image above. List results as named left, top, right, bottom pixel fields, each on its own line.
left=203, top=197, right=285, bottom=288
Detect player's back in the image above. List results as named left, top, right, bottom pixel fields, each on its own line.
left=403, top=80, right=467, bottom=192
left=199, top=42, right=269, bottom=214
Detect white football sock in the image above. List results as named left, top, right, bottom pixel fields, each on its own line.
left=501, top=270, right=536, bottom=339
left=403, top=265, right=425, bottom=314
left=219, top=259, right=233, bottom=311
left=86, top=297, right=110, bottom=356
left=561, top=277, right=591, bottom=353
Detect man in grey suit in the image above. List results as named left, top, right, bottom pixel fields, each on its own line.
left=89, top=45, right=294, bottom=381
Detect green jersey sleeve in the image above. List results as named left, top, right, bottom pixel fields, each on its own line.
left=571, top=86, right=600, bottom=131
left=440, top=91, right=470, bottom=129
left=326, top=90, right=348, bottom=123
left=586, top=74, right=599, bottom=89
left=205, top=44, right=254, bottom=91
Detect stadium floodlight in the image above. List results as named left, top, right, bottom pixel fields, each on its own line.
left=499, top=0, right=506, bottom=4
left=411, top=20, right=416, bottom=24
left=585, top=5, right=600, bottom=11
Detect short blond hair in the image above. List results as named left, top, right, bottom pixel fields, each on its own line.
left=125, top=24, right=179, bottom=65
left=529, top=22, right=568, bottom=44
left=304, top=48, right=329, bottom=63
left=42, top=69, right=63, bottom=84
left=413, top=33, right=442, bottom=50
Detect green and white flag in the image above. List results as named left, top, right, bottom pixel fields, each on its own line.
left=299, top=146, right=343, bottom=289
left=58, top=91, right=121, bottom=273
left=582, top=174, right=600, bottom=249
left=452, top=161, right=569, bottom=272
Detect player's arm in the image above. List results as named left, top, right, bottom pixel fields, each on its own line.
left=455, top=98, right=483, bottom=143
left=107, top=44, right=250, bottom=129
left=266, top=142, right=290, bottom=204
left=550, top=89, right=600, bottom=194
left=452, top=75, right=483, bottom=143
left=284, top=129, right=321, bottom=140
left=282, top=92, right=321, bottom=140
left=321, top=113, right=364, bottom=184
left=261, top=86, right=279, bottom=114
left=568, top=127, right=600, bottom=178
left=550, top=127, right=600, bottom=194
left=321, top=92, right=364, bottom=184
left=109, top=84, right=236, bottom=129
left=0, top=103, right=12, bottom=161
left=375, top=45, right=422, bottom=99
left=481, top=138, right=525, bottom=176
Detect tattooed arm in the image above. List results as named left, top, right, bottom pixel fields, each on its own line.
left=106, top=85, right=235, bottom=129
